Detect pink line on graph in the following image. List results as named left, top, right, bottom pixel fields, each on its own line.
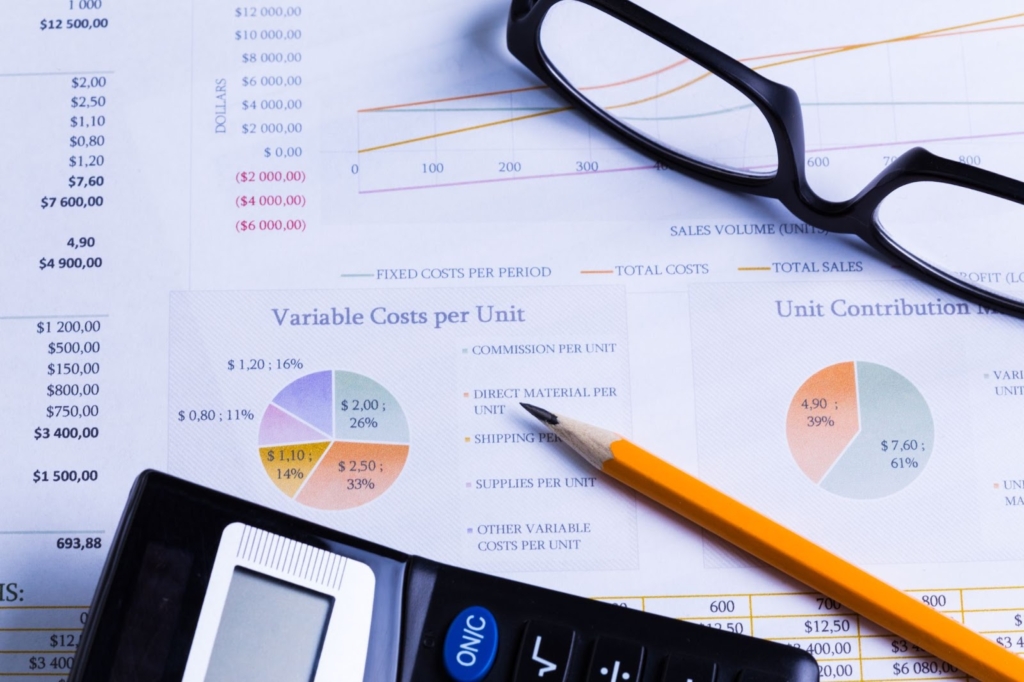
left=357, top=129, right=1024, bottom=194
left=741, top=129, right=1024, bottom=170
left=810, top=128, right=1024, bottom=153
left=357, top=164, right=658, bottom=194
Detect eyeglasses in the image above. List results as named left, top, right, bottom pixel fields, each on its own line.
left=507, top=0, right=1024, bottom=317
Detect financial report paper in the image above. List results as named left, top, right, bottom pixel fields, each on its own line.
left=2, top=0, right=1024, bottom=679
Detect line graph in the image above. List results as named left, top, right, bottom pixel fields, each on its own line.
left=326, top=4, right=1024, bottom=215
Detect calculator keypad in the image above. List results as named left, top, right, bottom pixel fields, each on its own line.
left=421, top=560, right=819, bottom=682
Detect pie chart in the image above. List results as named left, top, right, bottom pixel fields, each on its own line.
left=786, top=362, right=933, bottom=499
left=257, top=370, right=409, bottom=510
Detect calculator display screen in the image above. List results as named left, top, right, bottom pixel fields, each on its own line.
left=203, top=568, right=333, bottom=682
left=180, top=523, right=376, bottom=682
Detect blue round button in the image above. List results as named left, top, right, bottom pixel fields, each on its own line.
left=442, top=605, right=499, bottom=682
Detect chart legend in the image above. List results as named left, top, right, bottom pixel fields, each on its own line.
left=258, top=370, right=409, bottom=510
left=786, top=362, right=934, bottom=499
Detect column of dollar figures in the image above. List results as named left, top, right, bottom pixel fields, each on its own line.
left=32, top=317, right=105, bottom=486
left=37, top=0, right=110, bottom=277
left=232, top=3, right=311, bottom=236
left=1, top=2, right=189, bottom=678
left=0, top=1, right=113, bottom=493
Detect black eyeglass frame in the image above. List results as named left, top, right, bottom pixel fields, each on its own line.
left=507, top=0, right=1024, bottom=318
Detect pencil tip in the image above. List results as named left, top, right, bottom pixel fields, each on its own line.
left=520, top=403, right=559, bottom=425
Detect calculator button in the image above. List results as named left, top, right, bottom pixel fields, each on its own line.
left=513, top=621, right=574, bottom=681
left=586, top=637, right=644, bottom=682
left=662, top=653, right=717, bottom=682
left=442, top=606, right=499, bottom=682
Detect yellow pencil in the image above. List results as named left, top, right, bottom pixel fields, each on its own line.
left=521, top=403, right=1024, bottom=682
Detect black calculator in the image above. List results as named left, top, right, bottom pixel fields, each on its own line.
left=69, top=471, right=818, bottom=682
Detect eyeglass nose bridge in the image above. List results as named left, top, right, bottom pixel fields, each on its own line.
left=510, top=0, right=858, bottom=227
left=672, top=46, right=877, bottom=235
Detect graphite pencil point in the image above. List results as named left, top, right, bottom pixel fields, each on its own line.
left=520, top=403, right=559, bottom=425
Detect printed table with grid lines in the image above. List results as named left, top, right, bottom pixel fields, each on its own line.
left=596, top=586, right=1024, bottom=681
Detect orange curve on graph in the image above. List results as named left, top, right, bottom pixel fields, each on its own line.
left=602, top=14, right=1024, bottom=112
left=357, top=12, right=1024, bottom=154
left=359, top=15, right=1024, bottom=112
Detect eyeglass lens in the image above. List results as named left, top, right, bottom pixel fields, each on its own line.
left=539, top=0, right=779, bottom=177
left=876, top=183, right=1024, bottom=304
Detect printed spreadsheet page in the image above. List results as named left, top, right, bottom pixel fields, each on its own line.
left=1, top=1, right=1023, bottom=680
